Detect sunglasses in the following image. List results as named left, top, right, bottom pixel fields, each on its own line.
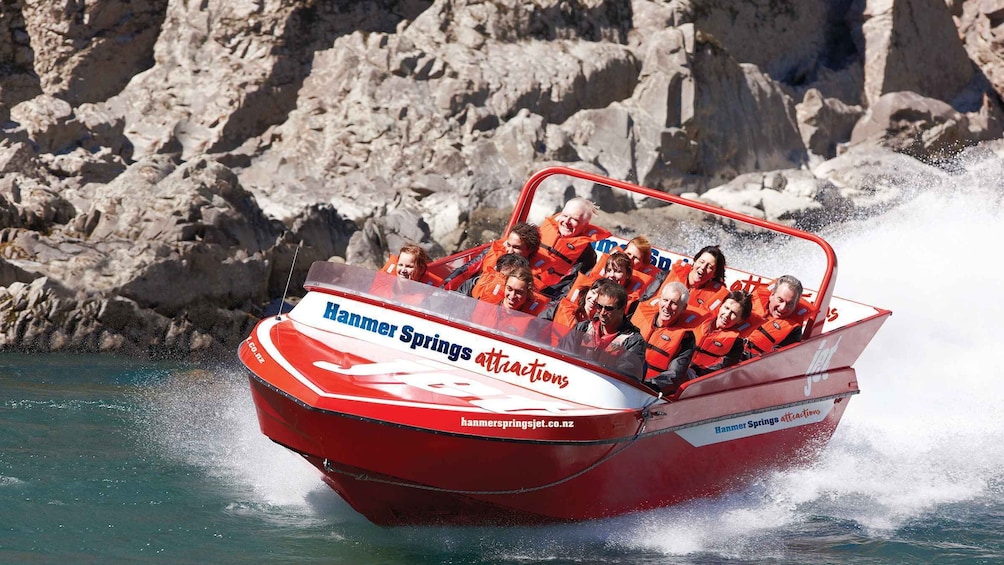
left=596, top=303, right=619, bottom=312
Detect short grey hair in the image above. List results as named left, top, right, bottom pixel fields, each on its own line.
left=661, top=280, right=690, bottom=306
left=562, top=197, right=597, bottom=223
left=774, top=274, right=803, bottom=298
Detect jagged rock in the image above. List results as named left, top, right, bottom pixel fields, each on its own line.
left=564, top=104, right=636, bottom=182
left=958, top=0, right=1004, bottom=102
left=698, top=169, right=854, bottom=230
left=19, top=0, right=168, bottom=106
left=0, top=174, right=76, bottom=231
left=8, top=94, right=88, bottom=154
left=41, top=147, right=128, bottom=184
left=797, top=88, right=865, bottom=160
left=849, top=91, right=972, bottom=162
left=1, top=0, right=1003, bottom=357
left=693, top=0, right=834, bottom=84
left=688, top=34, right=808, bottom=184
left=0, top=5, right=42, bottom=107
left=852, top=0, right=974, bottom=106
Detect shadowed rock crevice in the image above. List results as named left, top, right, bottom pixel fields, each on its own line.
left=0, top=0, right=43, bottom=107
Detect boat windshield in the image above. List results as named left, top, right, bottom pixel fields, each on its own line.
left=301, top=261, right=632, bottom=379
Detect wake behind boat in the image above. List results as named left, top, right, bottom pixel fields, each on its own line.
left=238, top=167, right=891, bottom=526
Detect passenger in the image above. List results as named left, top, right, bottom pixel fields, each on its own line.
left=622, top=235, right=662, bottom=288
left=466, top=253, right=530, bottom=300
left=744, top=274, right=812, bottom=357
left=542, top=277, right=613, bottom=328
left=380, top=243, right=443, bottom=286
left=635, top=281, right=701, bottom=394
left=644, top=245, right=728, bottom=313
left=558, top=282, right=645, bottom=379
left=443, top=222, right=541, bottom=292
left=631, top=280, right=705, bottom=335
left=471, top=267, right=548, bottom=335
left=474, top=263, right=549, bottom=316
left=554, top=251, right=635, bottom=307
left=689, top=290, right=753, bottom=378
left=534, top=197, right=611, bottom=293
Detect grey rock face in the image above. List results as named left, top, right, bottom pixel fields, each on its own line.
left=1, top=0, right=1002, bottom=358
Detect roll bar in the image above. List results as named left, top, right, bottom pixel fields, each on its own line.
left=508, top=167, right=837, bottom=339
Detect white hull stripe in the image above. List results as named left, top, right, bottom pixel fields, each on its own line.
left=674, top=399, right=835, bottom=446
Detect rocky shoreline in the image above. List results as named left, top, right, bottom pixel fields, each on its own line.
left=1, top=0, right=1003, bottom=359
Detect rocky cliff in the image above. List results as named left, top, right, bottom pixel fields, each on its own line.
left=1, top=0, right=1002, bottom=358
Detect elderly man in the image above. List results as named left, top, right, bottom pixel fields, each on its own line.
left=534, top=197, right=611, bottom=291
left=744, top=274, right=812, bottom=357
left=631, top=281, right=703, bottom=394
left=558, top=282, right=645, bottom=379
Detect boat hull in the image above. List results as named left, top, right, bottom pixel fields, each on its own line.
left=247, top=364, right=854, bottom=525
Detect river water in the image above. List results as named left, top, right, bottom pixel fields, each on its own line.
left=3, top=169, right=1003, bottom=563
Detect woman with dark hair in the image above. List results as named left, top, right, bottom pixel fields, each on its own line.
left=644, top=245, right=729, bottom=314
left=546, top=278, right=619, bottom=327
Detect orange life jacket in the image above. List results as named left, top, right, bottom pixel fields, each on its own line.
left=579, top=320, right=635, bottom=359
left=441, top=242, right=498, bottom=291
left=479, top=240, right=509, bottom=275
left=560, top=253, right=641, bottom=311
left=690, top=321, right=741, bottom=370
left=553, top=299, right=587, bottom=330
left=630, top=296, right=707, bottom=336
left=739, top=278, right=813, bottom=356
left=744, top=305, right=812, bottom=356
left=471, top=270, right=506, bottom=301
left=587, top=252, right=647, bottom=304
left=633, top=260, right=662, bottom=282
left=380, top=254, right=443, bottom=286
left=532, top=216, right=611, bottom=288
left=643, top=326, right=690, bottom=381
left=471, top=301, right=536, bottom=335
left=475, top=278, right=550, bottom=317
left=631, top=298, right=703, bottom=380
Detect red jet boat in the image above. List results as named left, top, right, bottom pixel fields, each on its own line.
left=238, top=167, right=891, bottom=526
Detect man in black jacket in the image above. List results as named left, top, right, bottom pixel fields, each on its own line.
left=558, top=283, right=645, bottom=379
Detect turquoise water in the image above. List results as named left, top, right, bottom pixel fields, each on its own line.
left=3, top=185, right=1004, bottom=563
left=1, top=353, right=1001, bottom=564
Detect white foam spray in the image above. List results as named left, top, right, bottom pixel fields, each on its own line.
left=610, top=153, right=1004, bottom=558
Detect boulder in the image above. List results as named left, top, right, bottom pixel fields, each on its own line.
left=797, top=88, right=865, bottom=161
left=849, top=91, right=972, bottom=162
left=699, top=169, right=854, bottom=230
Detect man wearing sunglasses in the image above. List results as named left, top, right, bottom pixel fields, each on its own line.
left=558, top=281, right=645, bottom=379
